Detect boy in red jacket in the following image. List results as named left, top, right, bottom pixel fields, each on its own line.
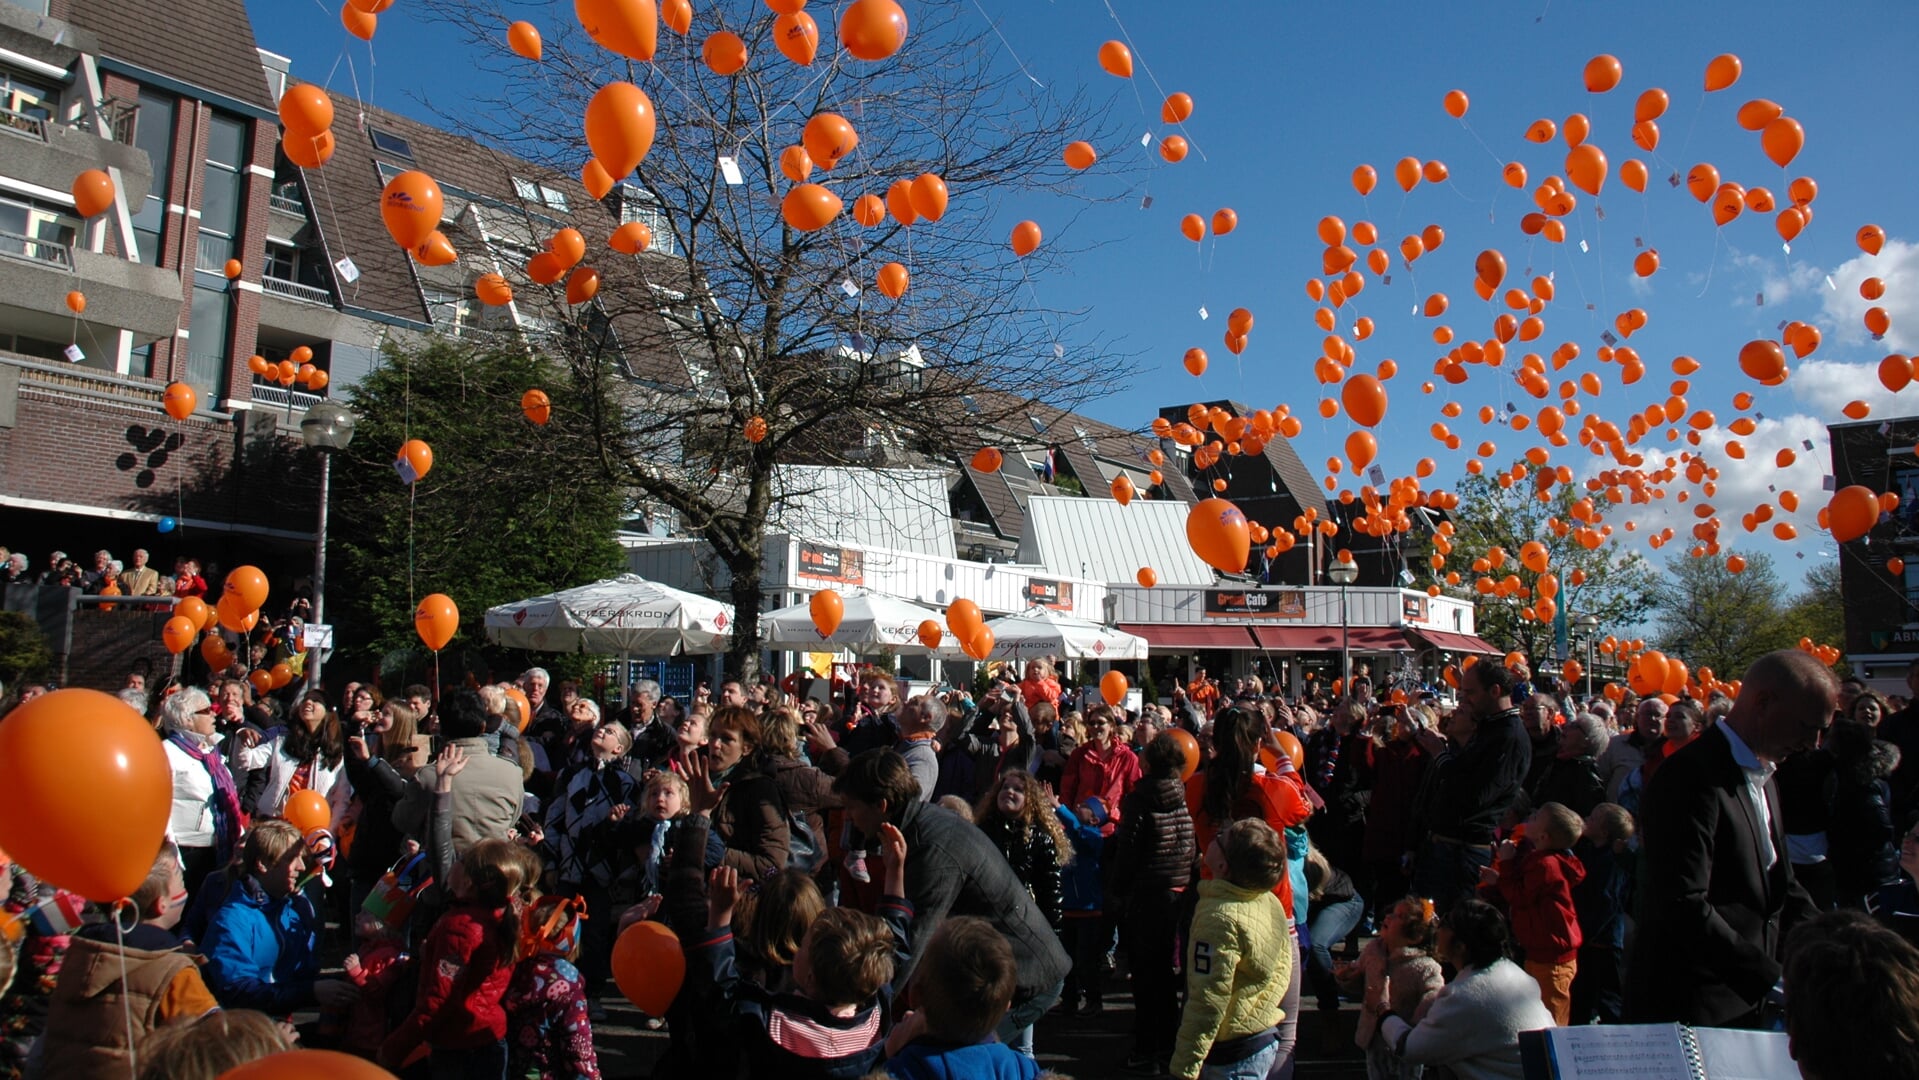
left=1481, top=801, right=1585, bottom=1024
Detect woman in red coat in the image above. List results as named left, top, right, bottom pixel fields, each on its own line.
left=1058, top=704, right=1141, bottom=838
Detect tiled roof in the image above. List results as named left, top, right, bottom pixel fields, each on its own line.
left=61, top=0, right=274, bottom=112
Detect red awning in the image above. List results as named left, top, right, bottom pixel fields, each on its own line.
left=1249, top=626, right=1344, bottom=651
left=1118, top=624, right=1258, bottom=649
left=1410, top=628, right=1503, bottom=655
left=1247, top=626, right=1414, bottom=651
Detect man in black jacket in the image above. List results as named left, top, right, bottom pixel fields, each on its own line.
left=1627, top=649, right=1827, bottom=1028
left=833, top=749, right=1071, bottom=1058
left=1412, top=660, right=1531, bottom=913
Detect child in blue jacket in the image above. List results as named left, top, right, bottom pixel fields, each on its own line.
left=200, top=820, right=355, bottom=1014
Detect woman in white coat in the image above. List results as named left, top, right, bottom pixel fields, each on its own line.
left=161, top=686, right=244, bottom=898
left=1377, top=899, right=1555, bottom=1080
left=234, top=689, right=351, bottom=832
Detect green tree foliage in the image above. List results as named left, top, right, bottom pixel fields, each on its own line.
left=326, top=340, right=627, bottom=681
left=1652, top=550, right=1800, bottom=680
left=0, top=611, right=52, bottom=690
left=1427, top=467, right=1660, bottom=664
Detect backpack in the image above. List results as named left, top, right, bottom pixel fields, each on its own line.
left=784, top=800, right=825, bottom=875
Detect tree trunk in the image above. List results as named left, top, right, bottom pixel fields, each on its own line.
left=725, top=556, right=765, bottom=683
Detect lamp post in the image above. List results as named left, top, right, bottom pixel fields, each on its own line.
left=1328, top=556, right=1359, bottom=699
left=1575, top=612, right=1599, bottom=701
left=299, top=401, right=356, bottom=689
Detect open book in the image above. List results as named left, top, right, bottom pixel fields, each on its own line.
left=1518, top=1024, right=1797, bottom=1080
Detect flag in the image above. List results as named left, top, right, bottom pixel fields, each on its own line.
left=1042, top=447, right=1056, bottom=482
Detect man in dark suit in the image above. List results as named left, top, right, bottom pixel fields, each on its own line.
left=1628, top=649, right=1831, bottom=1027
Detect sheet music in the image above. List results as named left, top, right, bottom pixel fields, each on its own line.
left=1545, top=1024, right=1695, bottom=1080
left=1694, top=1028, right=1798, bottom=1080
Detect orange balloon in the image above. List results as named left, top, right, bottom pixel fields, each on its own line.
left=1858, top=224, right=1886, bottom=255
left=414, top=592, right=459, bottom=651
left=1159, top=136, right=1189, bottom=163
left=1063, top=141, right=1097, bottom=170
left=802, top=113, right=858, bottom=169
left=504, top=687, right=532, bottom=731
left=283, top=129, right=335, bottom=170
left=1352, top=165, right=1377, bottom=197
left=565, top=266, right=601, bottom=305
left=341, top=5, right=377, bottom=41
left=965, top=628, right=995, bottom=661
left=581, top=159, right=614, bottom=199
left=1827, top=485, right=1880, bottom=543
left=1186, top=497, right=1250, bottom=574
left=1635, top=87, right=1669, bottom=122
left=161, top=616, right=196, bottom=654
left=661, top=0, right=691, bottom=34
left=1169, top=728, right=1200, bottom=781
left=1394, top=157, right=1421, bottom=192
left=876, top=261, right=908, bottom=299
left=970, top=448, right=1002, bottom=473
left=810, top=590, right=844, bottom=636
left=886, top=178, right=917, bottom=227
left=946, top=599, right=984, bottom=644
left=583, top=82, right=657, bottom=178
left=576, top=0, right=659, bottom=62
left=175, top=595, right=211, bottom=632
left=1180, top=214, right=1204, bottom=242
left=1443, top=89, right=1469, bottom=118
left=1212, top=208, right=1238, bottom=236
left=507, top=20, right=543, bottom=60
left=278, top=84, right=334, bottom=137
left=1704, top=53, right=1742, bottom=92
left=916, top=620, right=943, bottom=649
left=72, top=169, right=115, bottom=218
left=0, top=690, right=171, bottom=900
left=1342, top=374, right=1387, bottom=427
left=612, top=920, right=686, bottom=1015
left=1345, top=430, right=1377, bottom=470
left=1273, top=730, right=1304, bottom=770
left=521, top=388, right=551, bottom=425
left=1583, top=54, right=1622, bottom=93
left=779, top=146, right=813, bottom=184
left=398, top=438, right=433, bottom=483
left=285, top=789, right=331, bottom=833
left=781, top=184, right=842, bottom=232
left=218, top=1049, right=398, bottom=1080
left=1161, top=93, right=1194, bottom=124
left=163, top=381, right=198, bottom=421
left=1101, top=671, right=1130, bottom=707
left=1761, top=117, right=1804, bottom=168
left=201, top=635, right=232, bottom=670
left=1136, top=567, right=1158, bottom=589
left=701, top=30, right=749, bottom=74
left=1097, top=40, right=1133, bottom=78
left=609, top=221, right=652, bottom=255
left=224, top=565, right=270, bottom=611
left=475, top=272, right=514, bottom=307
left=909, top=173, right=948, bottom=222
left=1566, top=144, right=1607, bottom=196
left=379, top=171, right=443, bottom=250
left=839, top=0, right=908, bottom=61
left=852, top=193, right=886, bottom=227
left=549, top=228, right=588, bottom=266
left=413, top=230, right=456, bottom=267
left=1009, top=220, right=1042, bottom=257
left=774, top=11, right=819, bottom=66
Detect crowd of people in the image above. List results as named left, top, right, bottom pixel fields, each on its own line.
left=3, top=646, right=1919, bottom=1079
left=0, top=545, right=228, bottom=603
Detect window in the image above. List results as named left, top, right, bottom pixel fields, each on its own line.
left=0, top=194, right=77, bottom=264
left=0, top=67, right=54, bottom=133
left=368, top=127, right=413, bottom=159
left=198, top=113, right=247, bottom=271
left=615, top=185, right=677, bottom=255
left=130, top=90, right=175, bottom=265
left=263, top=240, right=296, bottom=282
left=512, top=176, right=540, bottom=202
left=538, top=184, right=569, bottom=212
left=188, top=284, right=231, bottom=399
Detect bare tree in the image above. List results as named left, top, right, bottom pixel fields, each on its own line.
left=408, top=1, right=1138, bottom=677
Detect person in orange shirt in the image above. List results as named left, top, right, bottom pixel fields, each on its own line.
left=1188, top=668, right=1220, bottom=717
left=1019, top=659, right=1062, bottom=713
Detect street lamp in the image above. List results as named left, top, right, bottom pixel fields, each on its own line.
left=300, top=401, right=356, bottom=688
left=1574, top=612, right=1599, bottom=701
left=1328, top=556, right=1358, bottom=699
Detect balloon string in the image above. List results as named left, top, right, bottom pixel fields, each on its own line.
left=1694, top=228, right=1722, bottom=299
left=1097, top=0, right=1206, bottom=162
left=1455, top=118, right=1508, bottom=174
left=114, top=898, right=135, bottom=1078
left=967, top=0, right=1045, bottom=89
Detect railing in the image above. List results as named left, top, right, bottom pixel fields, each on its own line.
left=261, top=275, right=332, bottom=305
left=0, top=228, right=72, bottom=269
left=250, top=383, right=323, bottom=410
left=269, top=192, right=306, bottom=216
left=0, top=107, right=47, bottom=142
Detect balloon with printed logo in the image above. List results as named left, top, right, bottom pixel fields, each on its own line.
left=774, top=11, right=820, bottom=65
left=1186, top=498, right=1250, bottom=574
left=414, top=593, right=459, bottom=651
left=72, top=170, right=114, bottom=218
left=224, top=565, right=270, bottom=612
left=380, top=171, right=443, bottom=250
left=810, top=590, right=844, bottom=636
left=161, top=616, right=196, bottom=654
left=838, top=0, right=908, bottom=61
left=1101, top=671, right=1129, bottom=707
left=414, top=231, right=456, bottom=267
left=175, top=595, right=210, bottom=632
left=576, top=0, right=658, bottom=63
left=584, top=82, right=657, bottom=178
left=916, top=620, right=942, bottom=649
left=521, top=389, right=551, bottom=426
left=1858, top=225, right=1885, bottom=256
left=0, top=689, right=170, bottom=901
left=508, top=21, right=543, bottom=60
left=801, top=113, right=858, bottom=170
left=163, top=382, right=198, bottom=421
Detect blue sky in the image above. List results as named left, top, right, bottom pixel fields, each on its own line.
left=248, top=0, right=1919, bottom=584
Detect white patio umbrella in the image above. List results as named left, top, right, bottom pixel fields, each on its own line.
left=952, top=606, right=1149, bottom=662
left=483, top=574, right=734, bottom=656
left=760, top=587, right=945, bottom=654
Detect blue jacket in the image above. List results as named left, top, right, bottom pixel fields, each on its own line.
left=200, top=877, right=323, bottom=1012
left=1056, top=805, right=1106, bottom=914
left=886, top=1038, right=1039, bottom=1080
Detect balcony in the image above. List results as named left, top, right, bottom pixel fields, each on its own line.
left=270, top=192, right=306, bottom=216
left=249, top=383, right=323, bottom=411
left=0, top=107, right=47, bottom=142
left=262, top=275, right=332, bottom=305
left=0, top=235, right=181, bottom=346
left=0, top=107, right=152, bottom=212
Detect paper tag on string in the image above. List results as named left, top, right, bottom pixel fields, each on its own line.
left=1880, top=422, right=1894, bottom=436
left=1053, top=343, right=1065, bottom=359
left=1668, top=172, right=1682, bottom=187
left=718, top=156, right=743, bottom=185
left=1823, top=475, right=1836, bottom=491
left=1140, top=132, right=1152, bottom=148
left=1600, top=331, right=1618, bottom=346
left=838, top=279, right=860, bottom=298
left=1579, top=240, right=1589, bottom=253
left=1803, top=439, right=1816, bottom=451
left=1140, top=195, right=1153, bottom=210
left=1634, top=236, right=1644, bottom=248
left=1757, top=292, right=1765, bottom=306
left=1594, top=206, right=1606, bottom=221
left=1368, top=465, right=1386, bottom=485
left=1382, top=274, right=1392, bottom=285
left=1198, top=307, right=1208, bottom=320
left=1825, top=275, right=1837, bottom=291
left=334, top=256, right=360, bottom=283
left=1782, top=242, right=1792, bottom=255
left=1755, top=412, right=1766, bottom=420
left=1399, top=569, right=1416, bottom=585
left=62, top=344, right=82, bottom=363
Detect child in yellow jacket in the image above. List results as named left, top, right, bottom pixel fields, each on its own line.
left=1173, top=818, right=1296, bottom=1080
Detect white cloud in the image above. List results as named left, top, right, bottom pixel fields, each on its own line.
left=1818, top=239, right=1919, bottom=355
left=1725, top=248, right=1826, bottom=308
left=1791, top=358, right=1909, bottom=418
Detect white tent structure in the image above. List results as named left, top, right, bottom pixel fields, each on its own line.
left=759, top=587, right=945, bottom=654
left=954, top=606, right=1149, bottom=661
left=483, top=575, right=734, bottom=656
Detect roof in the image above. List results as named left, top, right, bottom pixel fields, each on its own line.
left=771, top=465, right=956, bottom=558
left=1017, top=497, right=1219, bottom=586
left=61, top=0, right=274, bottom=113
